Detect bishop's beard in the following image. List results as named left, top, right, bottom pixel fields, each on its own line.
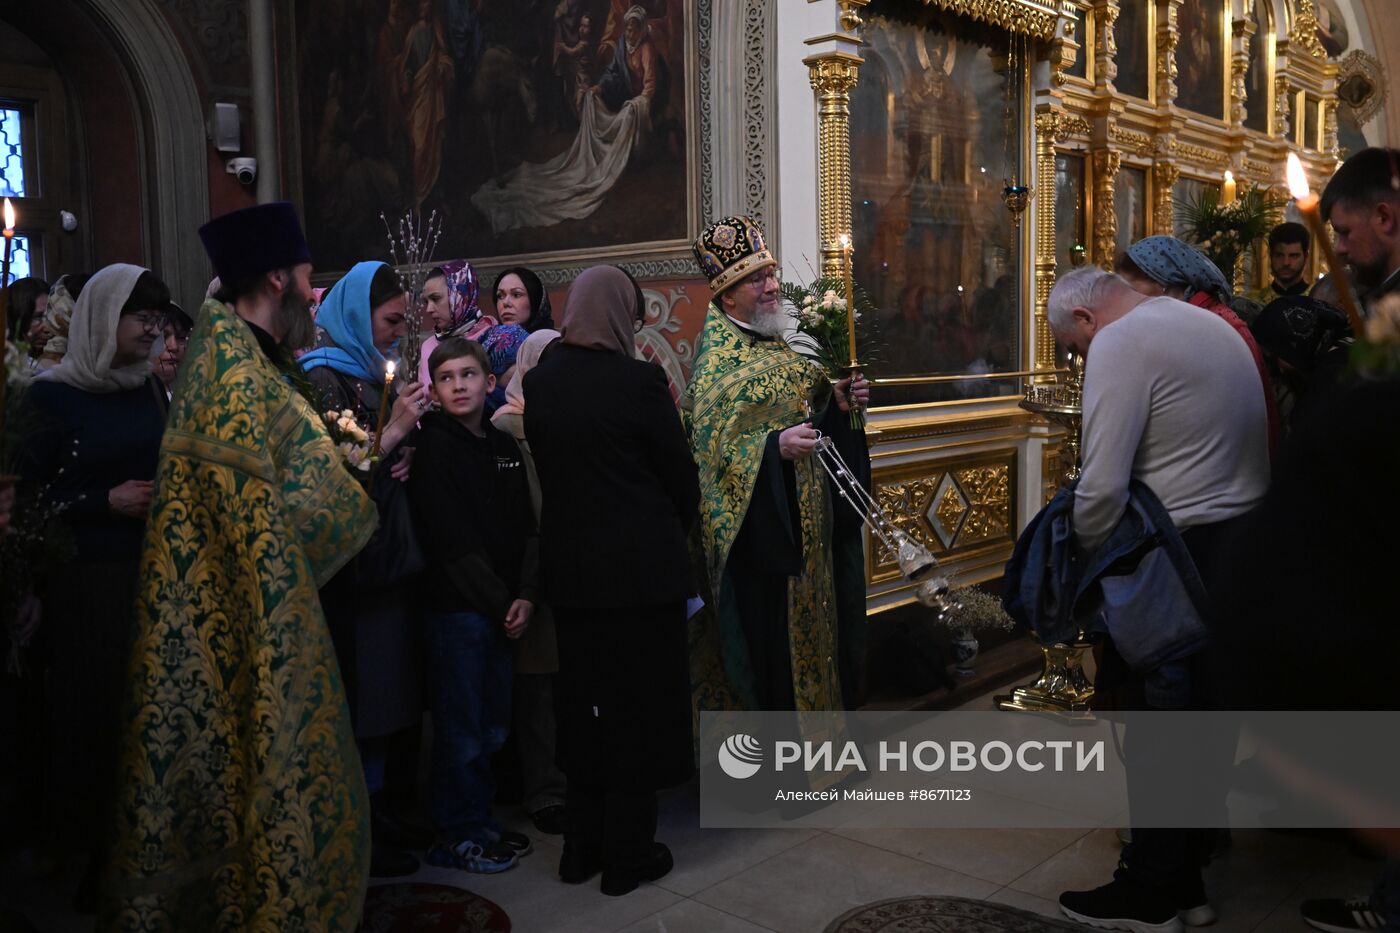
left=748, top=301, right=789, bottom=338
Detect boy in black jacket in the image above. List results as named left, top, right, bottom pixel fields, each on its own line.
left=409, top=337, right=538, bottom=873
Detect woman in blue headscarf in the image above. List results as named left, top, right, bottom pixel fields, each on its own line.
left=1116, top=235, right=1280, bottom=454
left=301, top=260, right=431, bottom=878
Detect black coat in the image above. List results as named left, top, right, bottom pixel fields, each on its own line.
left=523, top=344, right=700, bottom=609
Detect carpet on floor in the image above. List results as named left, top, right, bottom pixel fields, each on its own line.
left=825, top=895, right=1083, bottom=932
left=362, top=882, right=511, bottom=932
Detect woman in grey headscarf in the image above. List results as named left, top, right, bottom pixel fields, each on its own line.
left=20, top=263, right=172, bottom=893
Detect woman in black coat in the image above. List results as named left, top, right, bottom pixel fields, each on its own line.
left=523, top=265, right=700, bottom=897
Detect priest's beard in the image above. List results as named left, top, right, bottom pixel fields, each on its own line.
left=276, top=291, right=317, bottom=351
left=748, top=302, right=789, bottom=338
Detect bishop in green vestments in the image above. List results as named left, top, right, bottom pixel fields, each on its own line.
left=686, top=216, right=871, bottom=714
left=101, top=203, right=376, bottom=932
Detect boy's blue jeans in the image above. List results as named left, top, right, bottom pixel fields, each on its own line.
left=425, top=610, right=513, bottom=845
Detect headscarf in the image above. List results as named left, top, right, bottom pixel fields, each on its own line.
left=491, top=327, right=560, bottom=424
left=39, top=275, right=79, bottom=364
left=481, top=323, right=530, bottom=378
left=560, top=265, right=638, bottom=356
left=299, top=260, right=389, bottom=381
left=1125, top=236, right=1234, bottom=306
left=1251, top=295, right=1351, bottom=374
left=39, top=263, right=162, bottom=393
left=435, top=259, right=494, bottom=340
left=491, top=266, right=555, bottom=332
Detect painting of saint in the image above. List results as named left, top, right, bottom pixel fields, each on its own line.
left=295, top=0, right=693, bottom=273
left=1114, top=0, right=1149, bottom=100
left=1243, top=0, right=1270, bottom=133
left=1176, top=0, right=1225, bottom=119
left=1055, top=152, right=1087, bottom=270
left=1115, top=166, right=1147, bottom=256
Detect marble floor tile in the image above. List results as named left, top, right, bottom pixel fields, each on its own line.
left=618, top=899, right=779, bottom=933
left=1007, top=827, right=1123, bottom=898
left=832, top=826, right=1087, bottom=886
left=985, top=885, right=1064, bottom=919
left=692, top=832, right=998, bottom=933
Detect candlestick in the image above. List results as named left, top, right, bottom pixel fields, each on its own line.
left=1222, top=170, right=1237, bottom=206
left=1286, top=153, right=1364, bottom=335
left=838, top=234, right=857, bottom=369
left=371, top=359, right=396, bottom=458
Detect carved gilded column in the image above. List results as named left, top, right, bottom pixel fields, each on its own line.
left=1093, top=0, right=1118, bottom=92
left=1093, top=149, right=1122, bottom=269
left=1034, top=109, right=1063, bottom=374
left=1323, top=98, right=1340, bottom=161
left=1153, top=160, right=1180, bottom=235
left=1231, top=15, right=1255, bottom=127
left=805, top=0, right=869, bottom=279
left=1275, top=75, right=1292, bottom=139
left=1156, top=0, right=1181, bottom=105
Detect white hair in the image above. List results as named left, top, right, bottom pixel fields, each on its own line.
left=1046, top=266, right=1122, bottom=333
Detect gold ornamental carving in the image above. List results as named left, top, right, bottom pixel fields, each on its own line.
left=1058, top=114, right=1093, bottom=140
left=935, top=484, right=968, bottom=539
left=1041, top=442, right=1066, bottom=505
left=1034, top=109, right=1062, bottom=374
left=1275, top=75, right=1293, bottom=139
left=1231, top=15, right=1255, bottom=127
left=838, top=0, right=869, bottom=33
left=1322, top=98, right=1340, bottom=160
left=955, top=466, right=1012, bottom=544
left=1111, top=126, right=1153, bottom=155
left=1156, top=0, right=1180, bottom=104
left=1289, top=0, right=1330, bottom=60
left=1092, top=149, right=1122, bottom=269
left=1153, top=160, right=1180, bottom=234
left=1170, top=139, right=1231, bottom=168
left=1094, top=0, right=1119, bottom=90
left=806, top=54, right=863, bottom=278
left=915, top=0, right=1061, bottom=39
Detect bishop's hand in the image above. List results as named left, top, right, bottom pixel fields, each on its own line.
left=779, top=423, right=819, bottom=461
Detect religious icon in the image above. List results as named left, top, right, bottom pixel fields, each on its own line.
left=1243, top=0, right=1270, bottom=134
left=1176, top=0, right=1226, bottom=119
left=1115, top=166, right=1148, bottom=254
left=1114, top=0, right=1149, bottom=100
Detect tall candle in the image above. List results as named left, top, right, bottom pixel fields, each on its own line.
left=1222, top=170, right=1237, bottom=206
left=1286, top=153, right=1364, bottom=334
left=372, top=359, right=396, bottom=458
left=838, top=234, right=857, bottom=368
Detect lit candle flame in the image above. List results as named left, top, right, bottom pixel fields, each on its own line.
left=838, top=233, right=851, bottom=251
left=2, top=198, right=13, bottom=232
left=385, top=360, right=396, bottom=380
left=1285, top=153, right=1311, bottom=201
left=1224, top=170, right=1233, bottom=184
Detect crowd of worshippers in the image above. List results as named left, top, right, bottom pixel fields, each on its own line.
left=0, top=192, right=868, bottom=929
left=1, top=146, right=1398, bottom=933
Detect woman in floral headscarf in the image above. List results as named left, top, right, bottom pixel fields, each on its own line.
left=1117, top=235, right=1279, bottom=454
left=421, top=260, right=528, bottom=411
left=35, top=273, right=91, bottom=371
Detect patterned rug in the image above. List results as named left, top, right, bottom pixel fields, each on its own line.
left=362, top=883, right=511, bottom=932
left=825, top=895, right=1083, bottom=932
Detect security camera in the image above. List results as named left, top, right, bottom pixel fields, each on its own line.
left=226, top=157, right=257, bottom=186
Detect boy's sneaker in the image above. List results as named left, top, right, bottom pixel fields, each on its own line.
left=491, top=829, right=533, bottom=858
left=1300, top=896, right=1387, bottom=932
left=426, top=840, right=518, bottom=874
left=1060, top=878, right=1184, bottom=932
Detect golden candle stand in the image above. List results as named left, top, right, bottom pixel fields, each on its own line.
left=996, top=355, right=1095, bottom=713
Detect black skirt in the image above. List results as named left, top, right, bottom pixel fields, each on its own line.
left=553, top=602, right=694, bottom=792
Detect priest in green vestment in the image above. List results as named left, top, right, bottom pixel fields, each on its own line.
left=101, top=203, right=377, bottom=932
left=686, top=215, right=871, bottom=713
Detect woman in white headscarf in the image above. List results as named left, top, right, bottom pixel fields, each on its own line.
left=19, top=262, right=172, bottom=890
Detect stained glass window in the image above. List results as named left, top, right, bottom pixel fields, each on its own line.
left=0, top=108, right=26, bottom=198
left=5, top=234, right=33, bottom=284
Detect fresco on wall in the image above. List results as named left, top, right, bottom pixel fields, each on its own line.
left=1176, top=0, right=1225, bottom=119
left=295, top=0, right=693, bottom=273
